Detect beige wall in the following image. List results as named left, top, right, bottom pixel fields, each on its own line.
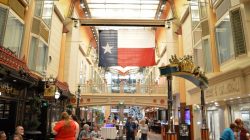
left=47, top=11, right=63, bottom=77
left=63, top=10, right=95, bottom=93
left=64, top=24, right=80, bottom=92
left=55, top=0, right=72, bottom=18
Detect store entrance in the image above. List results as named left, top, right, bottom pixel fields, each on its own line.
left=207, top=109, right=222, bottom=140
left=0, top=100, right=17, bottom=136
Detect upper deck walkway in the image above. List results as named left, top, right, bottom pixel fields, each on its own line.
left=72, top=84, right=169, bottom=107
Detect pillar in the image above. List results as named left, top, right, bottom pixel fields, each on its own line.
left=200, top=88, right=209, bottom=140
left=21, top=0, right=35, bottom=59
left=178, top=32, right=190, bottom=140
left=58, top=32, right=67, bottom=81
left=177, top=33, right=187, bottom=125
left=166, top=75, right=177, bottom=140
left=207, top=0, right=220, bottom=72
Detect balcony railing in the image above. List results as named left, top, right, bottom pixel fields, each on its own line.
left=79, top=84, right=167, bottom=95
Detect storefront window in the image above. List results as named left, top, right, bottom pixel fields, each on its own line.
left=207, top=106, right=225, bottom=140
left=28, top=37, right=48, bottom=73
left=0, top=8, right=8, bottom=45
left=3, top=12, right=24, bottom=57
left=0, top=7, right=24, bottom=57
left=231, top=103, right=250, bottom=131
left=215, top=13, right=235, bottom=64
left=34, top=1, right=54, bottom=27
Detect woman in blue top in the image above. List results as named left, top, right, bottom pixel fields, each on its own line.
left=220, top=123, right=237, bottom=140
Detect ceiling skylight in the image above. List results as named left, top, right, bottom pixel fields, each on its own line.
left=86, top=0, right=160, bottom=19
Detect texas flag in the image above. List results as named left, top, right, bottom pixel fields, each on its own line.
left=99, top=30, right=156, bottom=67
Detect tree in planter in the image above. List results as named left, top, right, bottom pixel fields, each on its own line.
left=24, top=96, right=42, bottom=131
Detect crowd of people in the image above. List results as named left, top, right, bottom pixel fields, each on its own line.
left=51, top=112, right=150, bottom=140
left=220, top=118, right=250, bottom=140
left=4, top=112, right=250, bottom=140
left=0, top=126, right=25, bottom=140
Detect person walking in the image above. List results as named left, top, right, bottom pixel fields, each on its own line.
left=53, top=112, right=76, bottom=140
left=235, top=119, right=250, bottom=140
left=125, top=117, right=137, bottom=140
left=220, top=123, right=237, bottom=140
left=139, top=119, right=149, bottom=140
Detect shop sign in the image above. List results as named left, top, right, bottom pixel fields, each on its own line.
left=206, top=77, right=241, bottom=99
left=44, top=85, right=56, bottom=97
left=0, top=82, right=18, bottom=96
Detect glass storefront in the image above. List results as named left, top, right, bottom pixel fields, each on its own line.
left=231, top=102, right=250, bottom=131
left=207, top=106, right=225, bottom=140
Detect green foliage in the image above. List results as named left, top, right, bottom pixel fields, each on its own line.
left=24, top=96, right=42, bottom=131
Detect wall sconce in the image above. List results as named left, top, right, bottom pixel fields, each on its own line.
left=55, top=90, right=60, bottom=100
left=166, top=21, right=171, bottom=29
left=74, top=20, right=79, bottom=28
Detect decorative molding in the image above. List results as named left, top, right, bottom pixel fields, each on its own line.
left=188, top=65, right=250, bottom=102
left=208, top=68, right=243, bottom=85
left=73, top=94, right=167, bottom=107
left=205, top=77, right=242, bottom=100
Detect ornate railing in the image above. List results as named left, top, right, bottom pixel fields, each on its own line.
left=0, top=46, right=39, bottom=80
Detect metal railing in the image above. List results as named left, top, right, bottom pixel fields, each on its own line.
left=79, top=84, right=167, bottom=95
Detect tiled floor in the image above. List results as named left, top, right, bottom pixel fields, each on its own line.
left=147, top=132, right=162, bottom=140
left=119, top=132, right=162, bottom=140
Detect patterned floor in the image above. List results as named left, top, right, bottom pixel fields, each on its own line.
left=118, top=132, right=162, bottom=140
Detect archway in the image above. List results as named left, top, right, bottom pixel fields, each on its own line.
left=159, top=55, right=209, bottom=140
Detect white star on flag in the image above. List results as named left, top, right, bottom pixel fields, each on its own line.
left=102, top=43, right=113, bottom=54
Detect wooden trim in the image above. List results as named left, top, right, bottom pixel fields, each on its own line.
left=180, top=6, right=190, bottom=24
left=54, top=4, right=64, bottom=23
left=18, top=0, right=29, bottom=7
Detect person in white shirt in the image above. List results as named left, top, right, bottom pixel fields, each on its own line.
left=139, top=119, right=149, bottom=140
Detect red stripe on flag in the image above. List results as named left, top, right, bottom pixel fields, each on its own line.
left=117, top=48, right=155, bottom=67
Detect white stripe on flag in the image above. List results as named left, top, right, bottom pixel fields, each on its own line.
left=118, top=29, right=155, bottom=48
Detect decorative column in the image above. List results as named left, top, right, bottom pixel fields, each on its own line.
left=200, top=88, right=209, bottom=140
left=166, top=75, right=177, bottom=140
